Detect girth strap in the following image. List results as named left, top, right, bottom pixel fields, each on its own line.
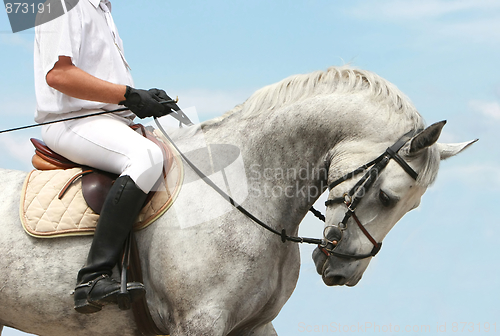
left=126, top=234, right=167, bottom=336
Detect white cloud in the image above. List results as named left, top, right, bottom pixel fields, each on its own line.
left=0, top=133, right=34, bottom=169
left=349, top=0, right=500, bottom=21
left=0, top=33, right=34, bottom=52
left=469, top=100, right=500, bottom=120
left=438, top=163, right=500, bottom=189
left=0, top=97, right=37, bottom=171
left=345, top=0, right=500, bottom=44
left=435, top=17, right=500, bottom=44
left=0, top=97, right=36, bottom=118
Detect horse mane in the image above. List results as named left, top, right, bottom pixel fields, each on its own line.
left=205, top=65, right=439, bottom=186
left=221, top=66, right=418, bottom=122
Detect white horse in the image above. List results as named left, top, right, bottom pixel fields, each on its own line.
left=0, top=66, right=475, bottom=336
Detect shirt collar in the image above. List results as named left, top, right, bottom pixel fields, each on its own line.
left=88, top=0, right=100, bottom=8
left=88, top=0, right=111, bottom=10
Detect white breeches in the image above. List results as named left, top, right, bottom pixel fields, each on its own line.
left=41, top=114, right=163, bottom=193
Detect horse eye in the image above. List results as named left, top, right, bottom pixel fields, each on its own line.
left=379, top=190, right=391, bottom=207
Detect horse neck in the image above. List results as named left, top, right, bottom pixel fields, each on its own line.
left=202, top=95, right=392, bottom=234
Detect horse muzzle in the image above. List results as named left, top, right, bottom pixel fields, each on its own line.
left=312, top=245, right=364, bottom=287
left=321, top=262, right=362, bottom=287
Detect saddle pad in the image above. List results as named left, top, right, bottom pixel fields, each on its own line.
left=19, top=131, right=184, bottom=238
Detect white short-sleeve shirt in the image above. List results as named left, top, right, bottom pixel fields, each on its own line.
left=34, top=0, right=134, bottom=123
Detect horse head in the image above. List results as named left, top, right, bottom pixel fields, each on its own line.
left=314, top=121, right=477, bottom=286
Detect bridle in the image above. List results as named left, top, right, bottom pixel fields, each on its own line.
left=154, top=117, right=421, bottom=259
left=315, top=129, right=420, bottom=260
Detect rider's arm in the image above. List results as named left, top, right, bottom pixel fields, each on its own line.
left=46, top=56, right=127, bottom=104
left=46, top=56, right=172, bottom=119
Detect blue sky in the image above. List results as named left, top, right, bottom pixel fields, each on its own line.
left=1, top=0, right=499, bottom=335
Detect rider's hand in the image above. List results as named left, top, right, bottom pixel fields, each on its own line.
left=150, top=88, right=182, bottom=113
left=119, top=86, right=172, bottom=119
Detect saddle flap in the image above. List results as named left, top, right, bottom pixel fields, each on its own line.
left=81, top=169, right=118, bottom=214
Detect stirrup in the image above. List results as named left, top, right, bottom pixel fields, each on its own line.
left=118, top=233, right=133, bottom=310
left=74, top=273, right=145, bottom=314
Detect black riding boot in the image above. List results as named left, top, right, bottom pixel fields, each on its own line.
left=74, top=175, right=147, bottom=314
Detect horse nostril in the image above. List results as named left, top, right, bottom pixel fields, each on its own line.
left=323, top=274, right=347, bottom=286
left=331, top=276, right=346, bottom=284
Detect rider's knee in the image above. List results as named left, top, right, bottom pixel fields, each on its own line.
left=125, top=142, right=164, bottom=193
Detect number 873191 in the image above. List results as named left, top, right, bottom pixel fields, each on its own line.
left=5, top=2, right=50, bottom=14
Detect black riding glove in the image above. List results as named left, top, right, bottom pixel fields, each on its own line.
left=149, top=88, right=182, bottom=112
left=119, top=86, right=171, bottom=119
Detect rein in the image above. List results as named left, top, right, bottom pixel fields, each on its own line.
left=154, top=118, right=420, bottom=258
left=153, top=118, right=323, bottom=246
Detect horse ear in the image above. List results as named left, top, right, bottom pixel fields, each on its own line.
left=409, top=120, right=447, bottom=155
left=437, top=139, right=478, bottom=160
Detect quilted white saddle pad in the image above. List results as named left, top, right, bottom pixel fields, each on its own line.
left=20, top=133, right=183, bottom=238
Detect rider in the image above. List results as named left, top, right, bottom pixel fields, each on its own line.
left=34, top=0, right=172, bottom=313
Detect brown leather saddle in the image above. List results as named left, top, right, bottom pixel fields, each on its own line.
left=30, top=124, right=172, bottom=214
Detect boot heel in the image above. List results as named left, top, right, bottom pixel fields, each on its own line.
left=73, top=277, right=106, bottom=314
left=74, top=298, right=102, bottom=314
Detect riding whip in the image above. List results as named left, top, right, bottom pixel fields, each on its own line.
left=0, top=98, right=193, bottom=134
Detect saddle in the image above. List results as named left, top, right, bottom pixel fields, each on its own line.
left=29, top=124, right=171, bottom=214
left=27, top=124, right=174, bottom=335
